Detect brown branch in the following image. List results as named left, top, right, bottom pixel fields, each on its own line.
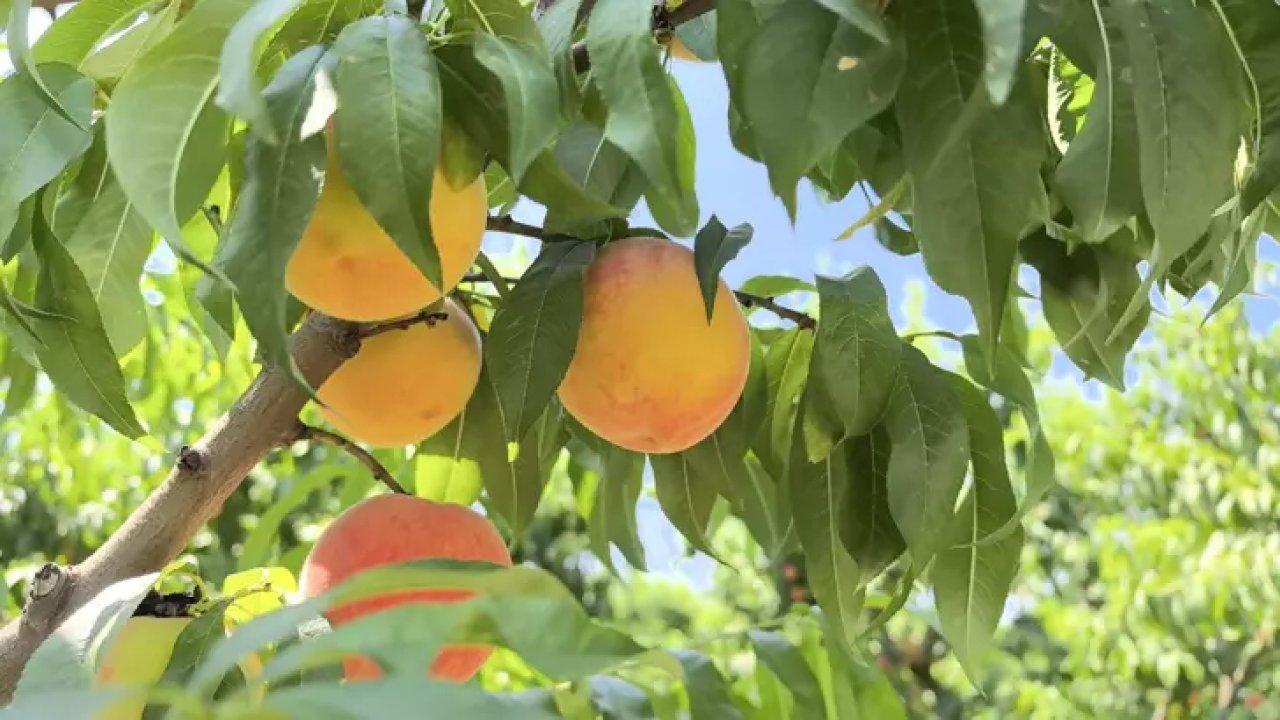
left=734, top=291, right=817, bottom=330
left=359, top=310, right=449, bottom=339
left=0, top=312, right=362, bottom=703
left=486, top=214, right=546, bottom=240
left=289, top=423, right=409, bottom=495
left=572, top=0, right=716, bottom=72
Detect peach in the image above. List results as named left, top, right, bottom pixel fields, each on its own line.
left=95, top=616, right=189, bottom=720
left=558, top=237, right=750, bottom=453
left=285, top=130, right=487, bottom=322
left=316, top=296, right=481, bottom=448
left=299, top=494, right=512, bottom=682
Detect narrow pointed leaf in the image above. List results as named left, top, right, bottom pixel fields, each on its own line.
left=485, top=241, right=594, bottom=441
left=651, top=453, right=717, bottom=556
left=934, top=374, right=1023, bottom=681
left=32, top=0, right=152, bottom=67
left=693, top=216, right=752, bottom=321
left=472, top=33, right=559, bottom=182
left=217, top=0, right=305, bottom=142
left=216, top=47, right=329, bottom=376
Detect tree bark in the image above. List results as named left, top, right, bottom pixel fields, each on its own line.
left=0, top=312, right=360, bottom=704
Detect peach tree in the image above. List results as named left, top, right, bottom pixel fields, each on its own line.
left=0, top=0, right=1276, bottom=716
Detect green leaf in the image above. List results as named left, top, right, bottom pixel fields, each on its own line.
left=973, top=0, right=1031, bottom=104
left=473, top=33, right=560, bottom=182
left=1219, top=0, right=1280, bottom=216
left=332, top=14, right=444, bottom=287
left=105, top=0, right=251, bottom=279
left=934, top=373, right=1023, bottom=681
left=32, top=0, right=152, bottom=67
left=883, top=345, right=969, bottom=562
left=57, top=131, right=155, bottom=357
left=586, top=443, right=647, bottom=573
left=894, top=0, right=1047, bottom=346
left=842, top=424, right=905, bottom=577
left=1208, top=206, right=1264, bottom=318
left=750, top=631, right=825, bottom=720
left=586, top=0, right=698, bottom=236
left=79, top=2, right=180, bottom=89
left=788, top=428, right=863, bottom=648
left=741, top=0, right=903, bottom=214
left=1053, top=2, right=1143, bottom=244
left=217, top=0, right=304, bottom=143
left=1117, top=0, right=1243, bottom=268
left=737, top=275, right=816, bottom=298
left=693, top=216, right=753, bottom=321
left=1023, top=231, right=1147, bottom=389
left=650, top=452, right=718, bottom=556
left=753, top=328, right=813, bottom=483
left=672, top=650, right=744, bottom=720
left=6, top=0, right=85, bottom=128
left=260, top=679, right=557, bottom=718
left=1, top=197, right=34, bottom=262
left=589, top=676, right=654, bottom=719
left=810, top=0, right=889, bottom=44
left=485, top=241, right=594, bottom=441
left=801, top=268, right=900, bottom=461
left=0, top=66, right=94, bottom=242
left=538, top=0, right=584, bottom=121
left=144, top=600, right=243, bottom=718
left=29, top=206, right=143, bottom=438
left=0, top=346, right=37, bottom=421
left=215, top=47, right=328, bottom=376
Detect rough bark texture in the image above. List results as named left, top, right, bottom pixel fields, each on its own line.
left=0, top=312, right=360, bottom=704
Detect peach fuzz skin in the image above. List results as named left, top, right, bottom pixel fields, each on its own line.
left=299, top=494, right=512, bottom=683
left=558, top=237, right=751, bottom=454
left=285, top=129, right=486, bottom=322
left=315, top=296, right=481, bottom=448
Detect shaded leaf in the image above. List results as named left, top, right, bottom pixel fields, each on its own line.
left=473, top=33, right=559, bottom=182
left=0, top=67, right=94, bottom=242
left=650, top=452, right=717, bottom=556
left=894, top=0, right=1047, bottom=346
left=842, top=424, right=905, bottom=577
left=883, top=346, right=969, bottom=561
left=741, top=0, right=903, bottom=214
left=672, top=650, right=744, bottom=720
left=802, top=268, right=900, bottom=461
left=750, top=631, right=824, bottom=720
left=934, top=374, right=1023, bottom=680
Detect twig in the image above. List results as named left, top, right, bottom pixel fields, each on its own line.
left=358, top=310, right=449, bottom=339
left=734, top=291, right=817, bottom=330
left=901, top=329, right=963, bottom=343
left=290, top=422, right=409, bottom=495
left=486, top=214, right=546, bottom=240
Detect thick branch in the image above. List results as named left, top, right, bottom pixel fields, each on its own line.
left=0, top=313, right=361, bottom=703
left=290, top=423, right=408, bottom=495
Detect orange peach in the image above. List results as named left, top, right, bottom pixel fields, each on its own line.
left=298, top=494, right=512, bottom=682
left=558, top=237, right=750, bottom=453
left=285, top=130, right=486, bottom=322
left=317, top=297, right=480, bottom=448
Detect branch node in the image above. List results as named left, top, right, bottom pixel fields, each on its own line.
left=23, top=563, right=70, bottom=633
left=176, top=445, right=208, bottom=474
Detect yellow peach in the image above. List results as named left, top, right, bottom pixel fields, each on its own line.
left=285, top=132, right=487, bottom=322
left=558, top=237, right=750, bottom=453
left=317, top=297, right=481, bottom=447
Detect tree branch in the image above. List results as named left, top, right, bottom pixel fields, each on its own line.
left=0, top=313, right=361, bottom=703
left=734, top=291, right=817, bottom=330
left=289, top=423, right=408, bottom=495
left=486, top=214, right=546, bottom=240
